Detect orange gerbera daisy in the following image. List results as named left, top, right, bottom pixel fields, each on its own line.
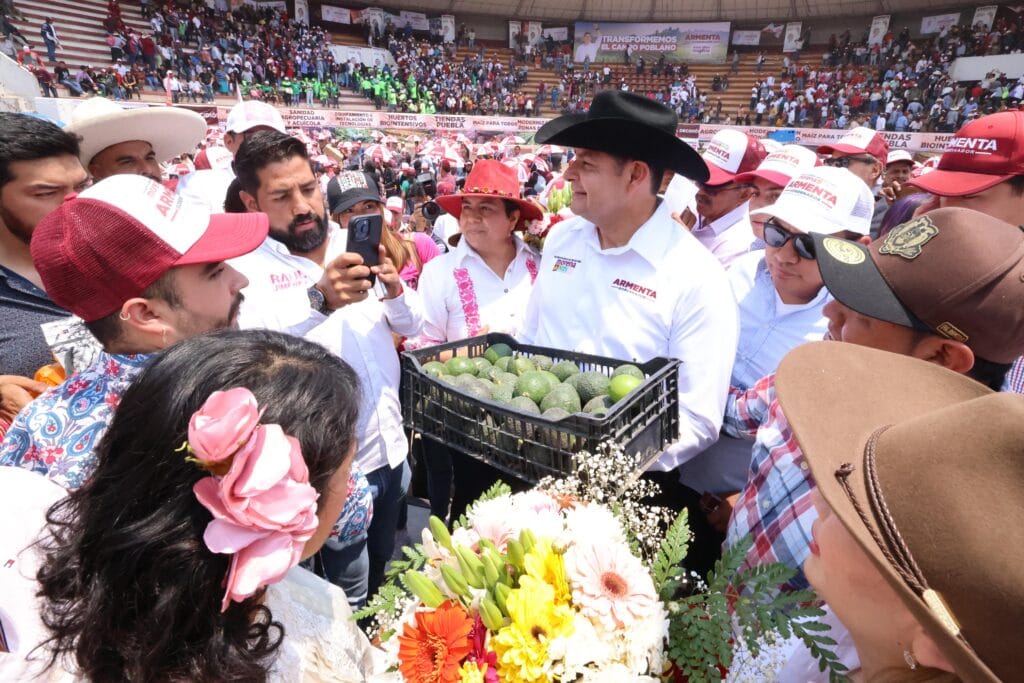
left=397, top=600, right=475, bottom=683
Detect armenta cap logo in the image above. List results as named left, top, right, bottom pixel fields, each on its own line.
left=879, top=215, right=939, bottom=260
left=945, top=137, right=999, bottom=156
left=787, top=175, right=838, bottom=208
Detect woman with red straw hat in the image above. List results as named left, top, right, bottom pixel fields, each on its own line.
left=408, top=160, right=544, bottom=524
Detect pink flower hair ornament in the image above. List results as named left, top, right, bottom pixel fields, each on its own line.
left=185, top=387, right=320, bottom=612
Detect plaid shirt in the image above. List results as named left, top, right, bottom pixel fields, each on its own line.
left=721, top=372, right=816, bottom=592
left=1002, top=356, right=1024, bottom=394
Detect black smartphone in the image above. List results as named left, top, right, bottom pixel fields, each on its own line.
left=345, top=213, right=382, bottom=286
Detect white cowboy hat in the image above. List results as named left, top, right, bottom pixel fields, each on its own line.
left=67, top=98, right=207, bottom=166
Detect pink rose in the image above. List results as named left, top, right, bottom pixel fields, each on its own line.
left=193, top=423, right=320, bottom=610
left=187, top=387, right=261, bottom=464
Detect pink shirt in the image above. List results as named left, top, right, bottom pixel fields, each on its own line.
left=397, top=232, right=441, bottom=290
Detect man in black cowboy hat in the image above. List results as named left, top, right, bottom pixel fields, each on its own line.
left=521, top=90, right=740, bottom=508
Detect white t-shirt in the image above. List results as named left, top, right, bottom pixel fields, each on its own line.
left=520, top=199, right=739, bottom=472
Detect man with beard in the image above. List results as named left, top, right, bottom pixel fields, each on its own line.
left=231, top=131, right=423, bottom=605
left=0, top=113, right=88, bottom=433
left=0, top=175, right=266, bottom=489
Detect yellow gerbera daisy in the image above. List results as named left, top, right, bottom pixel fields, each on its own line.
left=492, top=576, right=575, bottom=683
left=523, top=538, right=570, bottom=605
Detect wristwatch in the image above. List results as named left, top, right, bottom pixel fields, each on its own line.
left=307, top=284, right=331, bottom=315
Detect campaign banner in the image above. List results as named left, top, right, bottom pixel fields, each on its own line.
left=63, top=99, right=953, bottom=150
left=572, top=21, right=730, bottom=65
left=509, top=21, right=522, bottom=50
left=321, top=5, right=351, bottom=24
left=731, top=30, right=760, bottom=46
left=868, top=15, right=890, bottom=46
left=399, top=10, right=429, bottom=32
left=972, top=5, right=998, bottom=31
left=242, top=0, right=286, bottom=9
left=362, top=7, right=386, bottom=35
left=440, top=15, right=456, bottom=43
left=783, top=22, right=802, bottom=52
left=542, top=27, right=569, bottom=42
left=921, top=13, right=961, bottom=35
left=293, top=0, right=309, bottom=25
left=327, top=45, right=396, bottom=70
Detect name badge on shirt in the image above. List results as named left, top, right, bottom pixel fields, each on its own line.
left=552, top=256, right=580, bottom=273
left=269, top=268, right=307, bottom=292
left=611, top=278, right=658, bottom=301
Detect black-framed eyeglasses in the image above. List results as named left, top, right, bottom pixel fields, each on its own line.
left=822, top=155, right=877, bottom=168
left=763, top=219, right=816, bottom=260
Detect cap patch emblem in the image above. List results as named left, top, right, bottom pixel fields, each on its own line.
left=821, top=237, right=866, bottom=265
left=936, top=322, right=969, bottom=343
left=879, top=215, right=939, bottom=260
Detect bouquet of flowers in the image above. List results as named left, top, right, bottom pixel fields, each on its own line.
left=360, top=444, right=846, bottom=683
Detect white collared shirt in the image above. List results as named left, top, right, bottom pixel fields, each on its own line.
left=230, top=228, right=424, bottom=474
left=691, top=200, right=756, bottom=269
left=520, top=199, right=739, bottom=472
left=677, top=251, right=830, bottom=494
left=411, top=234, right=539, bottom=346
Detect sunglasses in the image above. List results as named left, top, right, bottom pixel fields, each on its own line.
left=763, top=219, right=817, bottom=260
left=822, top=155, right=877, bottom=168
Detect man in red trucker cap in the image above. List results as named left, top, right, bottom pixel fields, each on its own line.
left=907, top=109, right=1024, bottom=394
left=0, top=174, right=267, bottom=491
left=818, top=126, right=890, bottom=238
left=690, top=129, right=768, bottom=268
left=907, top=110, right=1024, bottom=226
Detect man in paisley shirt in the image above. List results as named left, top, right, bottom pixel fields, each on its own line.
left=0, top=175, right=264, bottom=489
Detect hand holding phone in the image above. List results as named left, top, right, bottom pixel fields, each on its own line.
left=345, top=214, right=383, bottom=286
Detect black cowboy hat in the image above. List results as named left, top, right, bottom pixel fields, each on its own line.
left=535, top=90, right=709, bottom=182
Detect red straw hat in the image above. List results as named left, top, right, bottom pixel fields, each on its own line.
left=435, top=160, right=543, bottom=228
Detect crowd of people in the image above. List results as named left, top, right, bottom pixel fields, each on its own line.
left=735, top=17, right=1024, bottom=132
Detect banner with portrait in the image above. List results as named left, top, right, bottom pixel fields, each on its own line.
left=293, top=0, right=309, bottom=26
left=868, top=15, right=890, bottom=46
left=783, top=22, right=802, bottom=52
left=972, top=6, right=998, bottom=31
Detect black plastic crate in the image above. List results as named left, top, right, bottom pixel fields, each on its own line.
left=401, top=333, right=681, bottom=484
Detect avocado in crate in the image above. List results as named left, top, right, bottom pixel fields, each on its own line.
left=401, top=333, right=681, bottom=483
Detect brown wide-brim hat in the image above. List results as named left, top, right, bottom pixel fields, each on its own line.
left=534, top=90, right=709, bottom=182
left=776, top=341, right=1022, bottom=683
left=435, top=159, right=542, bottom=229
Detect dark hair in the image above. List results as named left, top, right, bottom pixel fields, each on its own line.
left=82, top=270, right=181, bottom=347
left=610, top=153, right=667, bottom=195
left=1008, top=174, right=1024, bottom=196
left=233, top=131, right=309, bottom=197
left=967, top=355, right=1014, bottom=391
left=877, top=193, right=931, bottom=238
left=36, top=329, right=361, bottom=682
left=0, top=113, right=81, bottom=189
left=223, top=176, right=247, bottom=213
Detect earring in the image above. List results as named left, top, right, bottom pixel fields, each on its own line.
left=119, top=311, right=130, bottom=321
left=161, top=327, right=168, bottom=346
left=903, top=648, right=917, bottom=670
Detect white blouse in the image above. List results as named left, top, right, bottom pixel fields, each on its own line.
left=410, top=234, right=540, bottom=346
